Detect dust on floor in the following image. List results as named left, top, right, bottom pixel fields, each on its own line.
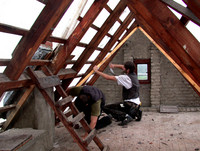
left=52, top=112, right=200, bottom=151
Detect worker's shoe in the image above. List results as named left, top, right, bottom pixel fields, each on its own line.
left=135, top=110, right=142, bottom=121
left=118, top=114, right=133, bottom=126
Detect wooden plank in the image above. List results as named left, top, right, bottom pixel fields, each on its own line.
left=0, top=68, right=76, bottom=92
left=4, top=0, right=73, bottom=80
left=0, top=104, right=16, bottom=113
left=183, top=0, right=200, bottom=19
left=0, top=59, right=51, bottom=66
left=55, top=96, right=73, bottom=107
left=83, top=129, right=97, bottom=146
left=127, top=0, right=200, bottom=94
left=161, top=0, right=200, bottom=26
left=0, top=23, right=67, bottom=44
left=48, top=0, right=109, bottom=74
left=72, top=0, right=128, bottom=72
left=36, top=0, right=48, bottom=4
left=71, top=112, right=85, bottom=126
left=2, top=85, right=35, bottom=130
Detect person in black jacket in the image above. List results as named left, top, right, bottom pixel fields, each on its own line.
left=93, top=61, right=142, bottom=126
left=68, top=85, right=111, bottom=138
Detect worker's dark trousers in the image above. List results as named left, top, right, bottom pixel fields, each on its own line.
left=103, top=102, right=139, bottom=121
left=82, top=108, right=112, bottom=130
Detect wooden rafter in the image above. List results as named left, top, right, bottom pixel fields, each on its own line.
left=72, top=0, right=128, bottom=72
left=128, top=0, right=200, bottom=94
left=183, top=0, right=200, bottom=19
left=0, top=23, right=67, bottom=44
left=88, top=23, right=138, bottom=85
left=48, top=0, right=109, bottom=74
left=161, top=0, right=200, bottom=26
left=80, top=14, right=136, bottom=85
left=4, top=0, right=73, bottom=80
left=0, top=69, right=76, bottom=92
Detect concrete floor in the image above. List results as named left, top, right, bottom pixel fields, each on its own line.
left=52, top=112, right=200, bottom=151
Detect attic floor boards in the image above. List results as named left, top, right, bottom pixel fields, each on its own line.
left=52, top=112, right=200, bottom=151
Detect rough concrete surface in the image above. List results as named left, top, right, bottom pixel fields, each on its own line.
left=52, top=112, right=200, bottom=151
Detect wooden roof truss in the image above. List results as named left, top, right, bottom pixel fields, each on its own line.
left=0, top=0, right=200, bottom=124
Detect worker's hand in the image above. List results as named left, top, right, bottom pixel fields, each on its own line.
left=109, top=63, right=114, bottom=69
left=93, top=65, right=99, bottom=72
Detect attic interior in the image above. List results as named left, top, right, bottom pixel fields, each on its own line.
left=0, top=0, right=200, bottom=151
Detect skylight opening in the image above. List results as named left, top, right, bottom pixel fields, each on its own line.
left=71, top=46, right=85, bottom=61
left=0, top=32, right=22, bottom=59
left=78, top=64, right=91, bottom=75
left=111, top=42, right=119, bottom=50
left=80, top=27, right=97, bottom=44
left=52, top=0, right=86, bottom=38
left=107, top=0, right=120, bottom=10
left=127, top=18, right=135, bottom=29
left=173, top=0, right=187, bottom=7
left=0, top=67, right=6, bottom=73
left=88, top=50, right=101, bottom=62
left=93, top=8, right=110, bottom=28
left=119, top=7, right=130, bottom=22
left=98, top=36, right=111, bottom=49
left=119, top=30, right=127, bottom=40
left=80, top=0, right=94, bottom=18
left=0, top=0, right=44, bottom=30
left=108, top=21, right=121, bottom=35
left=86, top=74, right=94, bottom=84
left=65, top=64, right=73, bottom=69
left=168, top=7, right=182, bottom=19
left=68, top=77, right=81, bottom=87
left=186, top=21, right=200, bottom=42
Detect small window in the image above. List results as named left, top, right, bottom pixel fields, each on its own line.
left=134, top=59, right=150, bottom=84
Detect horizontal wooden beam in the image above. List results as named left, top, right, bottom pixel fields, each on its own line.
left=0, top=59, right=51, bottom=66
left=4, top=0, right=73, bottom=80
left=0, top=68, right=76, bottom=92
left=161, top=0, right=200, bottom=26
left=183, top=0, right=200, bottom=19
left=36, top=0, right=48, bottom=5
left=0, top=104, right=16, bottom=113
left=0, top=23, right=67, bottom=44
left=48, top=0, right=109, bottom=74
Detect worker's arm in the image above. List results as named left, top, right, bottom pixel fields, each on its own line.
left=109, top=63, right=125, bottom=71
left=82, top=116, right=98, bottom=139
left=93, top=66, right=117, bottom=81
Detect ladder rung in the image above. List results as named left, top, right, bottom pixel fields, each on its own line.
left=103, top=145, right=110, bottom=151
left=37, top=75, right=61, bottom=89
left=0, top=104, right=16, bottom=113
left=83, top=129, right=97, bottom=146
left=64, top=110, right=73, bottom=118
left=71, top=112, right=85, bottom=126
left=55, top=96, right=73, bottom=107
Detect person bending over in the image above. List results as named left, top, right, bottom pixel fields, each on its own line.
left=68, top=85, right=111, bottom=138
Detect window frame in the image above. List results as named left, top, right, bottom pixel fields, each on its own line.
left=134, top=59, right=151, bottom=84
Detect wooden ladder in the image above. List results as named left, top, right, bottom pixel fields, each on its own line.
left=26, top=66, right=109, bottom=151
